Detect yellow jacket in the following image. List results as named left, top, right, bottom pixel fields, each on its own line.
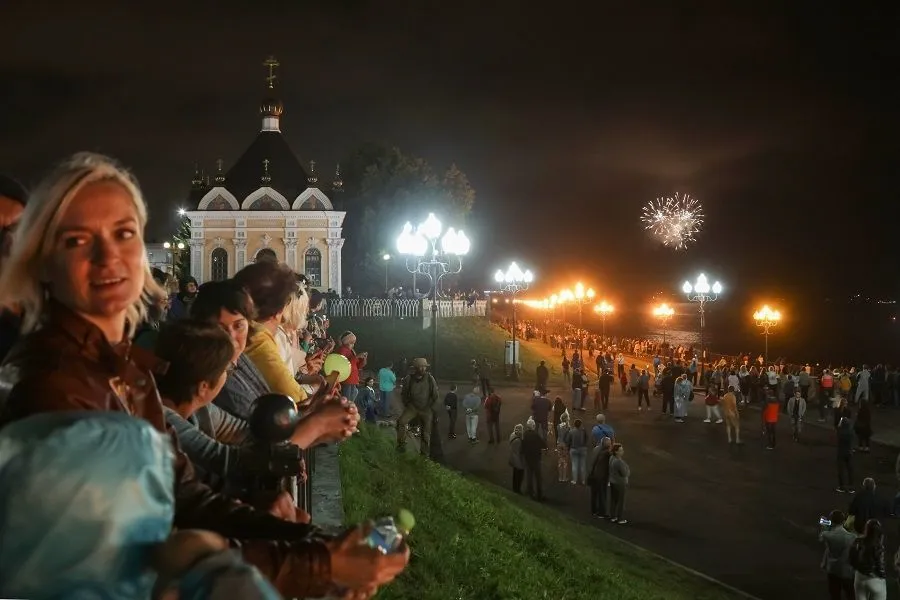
left=244, top=323, right=308, bottom=404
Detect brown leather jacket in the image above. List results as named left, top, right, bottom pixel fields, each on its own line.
left=0, top=302, right=332, bottom=597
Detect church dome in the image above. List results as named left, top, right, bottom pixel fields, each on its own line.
left=260, top=96, right=283, bottom=117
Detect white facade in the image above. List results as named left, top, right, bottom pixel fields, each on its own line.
left=183, top=208, right=345, bottom=290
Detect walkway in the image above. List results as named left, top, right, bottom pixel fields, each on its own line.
left=436, top=339, right=900, bottom=600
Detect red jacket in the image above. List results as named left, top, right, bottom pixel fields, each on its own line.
left=336, top=344, right=367, bottom=385
left=763, top=401, right=780, bottom=424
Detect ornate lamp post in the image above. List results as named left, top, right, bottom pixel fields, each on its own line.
left=493, top=262, right=534, bottom=380
left=652, top=303, right=675, bottom=345
left=382, top=253, right=391, bottom=294
left=549, top=293, right=559, bottom=333
left=593, top=301, right=614, bottom=338
left=753, top=305, right=782, bottom=365
left=396, top=213, right=470, bottom=376
left=573, top=282, right=596, bottom=348
left=163, top=241, right=185, bottom=277
left=559, top=288, right=574, bottom=327
left=682, top=274, right=723, bottom=365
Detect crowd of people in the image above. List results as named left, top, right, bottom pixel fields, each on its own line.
left=0, top=157, right=411, bottom=598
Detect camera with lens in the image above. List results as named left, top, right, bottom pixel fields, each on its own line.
left=236, top=394, right=305, bottom=506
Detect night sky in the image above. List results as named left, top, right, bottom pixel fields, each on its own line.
left=1, top=2, right=896, bottom=303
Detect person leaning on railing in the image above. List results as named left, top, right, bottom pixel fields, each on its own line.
left=0, top=152, right=408, bottom=599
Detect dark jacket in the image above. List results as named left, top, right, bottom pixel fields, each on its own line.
left=0, top=302, right=331, bottom=598
left=849, top=539, right=886, bottom=578
left=520, top=429, right=546, bottom=465
left=837, top=420, right=855, bottom=458
left=536, top=364, right=549, bottom=386
left=848, top=490, right=885, bottom=535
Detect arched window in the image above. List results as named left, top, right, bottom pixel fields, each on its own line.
left=256, top=248, right=278, bottom=263
left=249, top=196, right=281, bottom=211
left=304, top=248, right=322, bottom=287
left=208, top=196, right=230, bottom=211
left=210, top=247, right=228, bottom=281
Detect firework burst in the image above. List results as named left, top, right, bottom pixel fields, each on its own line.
left=640, top=192, right=704, bottom=249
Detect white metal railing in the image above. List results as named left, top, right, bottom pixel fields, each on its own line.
left=326, top=298, right=420, bottom=319
left=423, top=299, right=487, bottom=318
left=326, top=298, right=487, bottom=319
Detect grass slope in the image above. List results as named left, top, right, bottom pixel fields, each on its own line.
left=340, top=425, right=740, bottom=600
left=329, top=317, right=561, bottom=386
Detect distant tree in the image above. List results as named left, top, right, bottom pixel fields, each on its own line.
left=337, top=144, right=475, bottom=295
left=171, top=216, right=191, bottom=280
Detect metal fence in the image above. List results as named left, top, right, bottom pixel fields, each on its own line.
left=326, top=298, right=487, bottom=319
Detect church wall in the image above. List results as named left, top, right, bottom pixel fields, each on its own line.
left=186, top=210, right=341, bottom=290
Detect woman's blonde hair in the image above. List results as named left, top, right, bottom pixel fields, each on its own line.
left=281, top=287, right=310, bottom=332
left=0, top=152, right=166, bottom=337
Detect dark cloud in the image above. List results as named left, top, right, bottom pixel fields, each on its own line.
left=0, top=1, right=896, bottom=295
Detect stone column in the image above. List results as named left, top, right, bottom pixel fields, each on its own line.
left=232, top=238, right=248, bottom=273
left=283, top=238, right=299, bottom=270
left=326, top=238, right=344, bottom=292
left=189, top=240, right=205, bottom=282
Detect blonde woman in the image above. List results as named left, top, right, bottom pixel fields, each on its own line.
left=0, top=152, right=406, bottom=597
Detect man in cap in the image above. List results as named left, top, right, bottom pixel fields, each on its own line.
left=397, top=357, right=439, bottom=456
left=0, top=174, right=28, bottom=362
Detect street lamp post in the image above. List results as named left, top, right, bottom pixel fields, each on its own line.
left=163, top=241, right=185, bottom=277
left=594, top=301, right=614, bottom=338
left=652, top=303, right=675, bottom=345
left=382, top=253, right=391, bottom=294
left=559, top=288, right=574, bottom=329
left=573, top=282, right=596, bottom=348
left=396, top=213, right=470, bottom=377
left=753, top=305, right=782, bottom=365
left=494, top=262, right=534, bottom=381
left=682, top=274, right=723, bottom=367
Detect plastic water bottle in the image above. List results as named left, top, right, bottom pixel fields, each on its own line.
left=364, top=509, right=415, bottom=554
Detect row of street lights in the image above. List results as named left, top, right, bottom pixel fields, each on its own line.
left=494, top=262, right=534, bottom=381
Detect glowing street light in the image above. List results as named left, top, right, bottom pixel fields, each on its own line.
left=652, top=303, right=676, bottom=345
left=572, top=282, right=596, bottom=347
left=593, top=301, right=614, bottom=337
left=382, top=253, right=391, bottom=293
left=753, top=305, right=782, bottom=364
left=682, top=273, right=723, bottom=365
left=396, top=213, right=470, bottom=375
left=494, top=262, right=534, bottom=380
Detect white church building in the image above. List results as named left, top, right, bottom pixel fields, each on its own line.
left=182, top=57, right=345, bottom=290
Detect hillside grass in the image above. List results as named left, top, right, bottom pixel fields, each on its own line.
left=340, top=425, right=741, bottom=600
left=329, top=316, right=562, bottom=387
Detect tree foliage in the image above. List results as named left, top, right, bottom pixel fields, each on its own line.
left=337, top=144, right=475, bottom=293
left=171, top=217, right=191, bottom=280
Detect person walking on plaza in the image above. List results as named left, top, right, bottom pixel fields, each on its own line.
left=551, top=396, right=566, bottom=444
left=484, top=387, right=502, bottom=444
left=508, top=424, right=525, bottom=494
left=608, top=443, right=630, bottom=524
left=637, top=368, right=651, bottom=410
left=556, top=411, right=571, bottom=482
left=598, top=369, right=613, bottom=410
left=377, top=361, right=397, bottom=417
left=818, top=509, right=856, bottom=599
left=562, top=354, right=570, bottom=384
left=660, top=369, right=676, bottom=416
left=521, top=420, right=546, bottom=501
left=462, top=386, right=482, bottom=444
left=855, top=402, right=872, bottom=452
left=396, top=358, right=439, bottom=456
left=703, top=385, right=724, bottom=424
left=565, top=418, right=589, bottom=485
left=591, top=413, right=615, bottom=444
left=787, top=388, right=807, bottom=442
left=722, top=386, right=742, bottom=444
left=535, top=360, right=549, bottom=391
left=572, top=368, right=586, bottom=411
left=836, top=418, right=855, bottom=493
left=588, top=437, right=612, bottom=518
left=848, top=519, right=886, bottom=600
left=531, top=390, right=552, bottom=441
left=673, top=374, right=692, bottom=423
left=444, top=384, right=459, bottom=439
left=762, top=389, right=780, bottom=450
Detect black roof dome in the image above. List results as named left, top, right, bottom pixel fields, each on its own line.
left=223, top=132, right=310, bottom=204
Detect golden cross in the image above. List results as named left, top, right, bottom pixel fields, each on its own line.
left=216, top=158, right=223, bottom=172
left=263, top=56, right=280, bottom=89
left=309, top=160, right=316, bottom=172
left=262, top=159, right=270, bottom=173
